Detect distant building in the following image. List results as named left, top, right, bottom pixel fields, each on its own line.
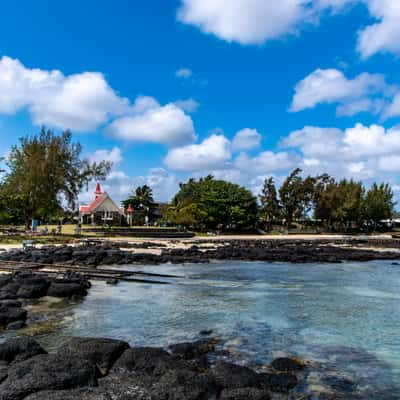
left=79, top=183, right=125, bottom=225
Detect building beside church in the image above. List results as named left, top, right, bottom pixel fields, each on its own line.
left=79, top=183, right=125, bottom=225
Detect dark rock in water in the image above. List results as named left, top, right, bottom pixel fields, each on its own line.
left=0, top=337, right=46, bottom=364
left=322, top=374, right=356, bottom=392
left=151, top=368, right=218, bottom=400
left=24, top=381, right=152, bottom=400
left=57, top=337, right=130, bottom=375
left=62, top=272, right=91, bottom=289
left=47, top=281, right=87, bottom=298
left=0, top=306, right=27, bottom=329
left=16, top=278, right=50, bottom=299
left=211, top=361, right=261, bottom=389
left=0, top=276, right=12, bottom=288
left=270, top=357, right=305, bottom=372
left=259, top=372, right=298, bottom=393
left=0, top=272, right=89, bottom=330
left=1, top=237, right=399, bottom=267
left=5, top=320, right=25, bottom=330
left=23, top=389, right=108, bottom=400
left=391, top=262, right=400, bottom=266
left=199, top=329, right=213, bottom=336
left=0, top=301, right=22, bottom=309
left=0, top=353, right=97, bottom=400
left=98, top=372, right=153, bottom=399
left=0, top=282, right=20, bottom=300
left=0, top=362, right=8, bottom=384
left=220, top=387, right=271, bottom=400
left=112, top=347, right=171, bottom=375
left=169, top=339, right=216, bottom=360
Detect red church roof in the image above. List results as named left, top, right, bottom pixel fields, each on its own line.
left=80, top=193, right=107, bottom=214
left=80, top=183, right=106, bottom=214
left=80, top=182, right=124, bottom=216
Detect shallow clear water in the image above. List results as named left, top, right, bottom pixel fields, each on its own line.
left=4, top=260, right=400, bottom=397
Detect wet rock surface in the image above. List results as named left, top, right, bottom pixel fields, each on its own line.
left=0, top=239, right=399, bottom=268
left=0, top=336, right=308, bottom=400
left=0, top=272, right=90, bottom=330
left=0, top=335, right=395, bottom=399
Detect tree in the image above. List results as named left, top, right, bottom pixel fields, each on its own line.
left=0, top=128, right=111, bottom=225
left=364, top=182, right=395, bottom=230
left=259, top=177, right=280, bottom=230
left=313, top=174, right=337, bottom=228
left=279, top=168, right=315, bottom=227
left=122, top=185, right=154, bottom=210
left=167, top=176, right=258, bottom=230
left=122, top=185, right=155, bottom=225
left=330, top=179, right=364, bottom=230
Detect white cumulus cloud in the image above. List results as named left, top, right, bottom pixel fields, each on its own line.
left=290, top=68, right=390, bottom=114
left=173, top=98, right=200, bottom=113
left=87, top=147, right=123, bottom=166
left=282, top=123, right=400, bottom=178
left=0, top=56, right=129, bottom=132
left=177, top=1, right=400, bottom=59
left=177, top=0, right=309, bottom=45
left=164, top=134, right=231, bottom=171
left=177, top=0, right=356, bottom=45
left=357, top=0, right=400, bottom=59
left=234, top=151, right=295, bottom=174
left=107, top=96, right=196, bottom=146
left=232, top=128, right=262, bottom=151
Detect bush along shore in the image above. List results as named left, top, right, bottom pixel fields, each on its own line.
left=0, top=239, right=400, bottom=267
left=0, top=272, right=90, bottom=330
left=0, top=335, right=374, bottom=400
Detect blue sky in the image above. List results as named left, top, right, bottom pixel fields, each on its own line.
left=1, top=0, right=400, bottom=204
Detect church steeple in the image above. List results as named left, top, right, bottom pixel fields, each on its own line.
left=94, top=182, right=102, bottom=199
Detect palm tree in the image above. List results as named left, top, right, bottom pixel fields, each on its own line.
left=122, top=185, right=154, bottom=211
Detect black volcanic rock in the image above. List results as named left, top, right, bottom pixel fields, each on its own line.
left=57, top=337, right=129, bottom=375
left=0, top=337, right=46, bottom=364
left=211, top=361, right=261, bottom=389
left=0, top=353, right=97, bottom=400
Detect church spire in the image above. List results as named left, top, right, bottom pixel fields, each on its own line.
left=94, top=182, right=102, bottom=198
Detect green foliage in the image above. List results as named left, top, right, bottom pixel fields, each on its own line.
left=259, top=177, right=280, bottom=229
left=122, top=185, right=156, bottom=225
left=279, top=168, right=315, bottom=226
left=364, top=183, right=395, bottom=227
left=263, top=169, right=396, bottom=232
left=122, top=185, right=155, bottom=210
left=0, top=127, right=111, bottom=224
left=167, top=176, right=258, bottom=229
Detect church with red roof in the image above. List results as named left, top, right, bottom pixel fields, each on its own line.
left=79, top=183, right=125, bottom=225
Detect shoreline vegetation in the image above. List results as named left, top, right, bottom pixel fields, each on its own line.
left=1, top=130, right=399, bottom=237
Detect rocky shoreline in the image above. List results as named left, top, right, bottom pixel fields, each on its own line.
left=0, top=238, right=399, bottom=267
left=0, top=239, right=399, bottom=398
left=0, top=272, right=90, bottom=330
left=0, top=239, right=399, bottom=332
left=0, top=335, right=354, bottom=400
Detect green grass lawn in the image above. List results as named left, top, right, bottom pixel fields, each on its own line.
left=0, top=224, right=97, bottom=245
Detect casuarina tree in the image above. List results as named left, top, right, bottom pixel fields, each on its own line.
left=0, top=127, right=111, bottom=225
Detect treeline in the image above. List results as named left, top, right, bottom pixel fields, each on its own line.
left=163, top=170, right=395, bottom=232
left=0, top=129, right=397, bottom=232
left=260, top=168, right=395, bottom=231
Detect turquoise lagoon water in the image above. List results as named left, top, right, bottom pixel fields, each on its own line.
left=5, top=260, right=400, bottom=397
